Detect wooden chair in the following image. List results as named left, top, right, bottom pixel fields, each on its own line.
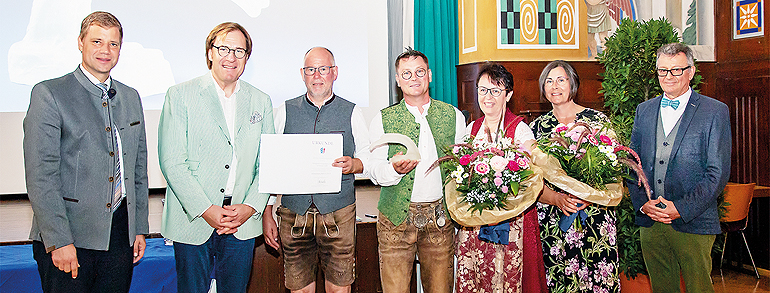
left=719, top=183, right=760, bottom=279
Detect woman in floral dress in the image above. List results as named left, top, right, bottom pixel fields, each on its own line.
left=455, top=62, right=548, bottom=293
left=529, top=60, right=619, bottom=293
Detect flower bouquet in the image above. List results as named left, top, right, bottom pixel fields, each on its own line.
left=432, top=128, right=543, bottom=227
left=531, top=121, right=651, bottom=230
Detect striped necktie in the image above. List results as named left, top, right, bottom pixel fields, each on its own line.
left=97, top=82, right=124, bottom=211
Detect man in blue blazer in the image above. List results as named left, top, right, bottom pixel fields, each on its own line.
left=158, top=22, right=274, bottom=293
left=628, top=43, right=731, bottom=293
left=24, top=11, right=148, bottom=292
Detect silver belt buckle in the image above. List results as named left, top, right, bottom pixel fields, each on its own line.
left=434, top=204, right=447, bottom=227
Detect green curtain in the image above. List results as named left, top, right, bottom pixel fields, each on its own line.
left=415, top=0, right=459, bottom=107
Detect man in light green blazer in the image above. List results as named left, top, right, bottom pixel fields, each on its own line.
left=158, top=22, right=274, bottom=293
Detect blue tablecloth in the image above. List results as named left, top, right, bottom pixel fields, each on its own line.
left=0, top=238, right=177, bottom=293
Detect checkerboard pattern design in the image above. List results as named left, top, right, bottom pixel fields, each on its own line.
left=500, top=0, right=559, bottom=44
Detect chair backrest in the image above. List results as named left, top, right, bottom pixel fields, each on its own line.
left=721, top=183, right=756, bottom=222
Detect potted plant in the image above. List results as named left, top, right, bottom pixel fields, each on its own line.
left=598, top=17, right=702, bottom=292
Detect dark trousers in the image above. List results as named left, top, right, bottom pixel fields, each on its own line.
left=173, top=231, right=256, bottom=293
left=33, top=203, right=133, bottom=293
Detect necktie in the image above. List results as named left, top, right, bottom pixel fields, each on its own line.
left=661, top=98, right=680, bottom=110
left=96, top=83, right=109, bottom=99
left=98, top=82, right=123, bottom=211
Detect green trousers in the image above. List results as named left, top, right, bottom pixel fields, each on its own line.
left=640, top=222, right=716, bottom=293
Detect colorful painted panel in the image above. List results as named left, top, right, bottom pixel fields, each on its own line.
left=734, top=0, right=764, bottom=39
left=498, top=0, right=579, bottom=49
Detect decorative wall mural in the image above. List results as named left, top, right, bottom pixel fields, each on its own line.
left=498, top=0, right=579, bottom=48
left=734, top=0, right=764, bottom=39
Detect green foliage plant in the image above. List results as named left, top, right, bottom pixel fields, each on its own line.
left=597, top=17, right=703, bottom=279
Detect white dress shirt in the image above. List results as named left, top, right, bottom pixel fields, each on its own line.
left=661, top=88, right=691, bottom=137
left=211, top=73, right=241, bottom=198
left=368, top=100, right=466, bottom=203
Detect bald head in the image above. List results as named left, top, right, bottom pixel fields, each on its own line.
left=302, top=47, right=338, bottom=104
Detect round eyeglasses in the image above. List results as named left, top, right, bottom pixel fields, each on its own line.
left=656, top=66, right=691, bottom=77
left=302, top=66, right=336, bottom=76
left=400, top=68, right=427, bottom=80
left=544, top=76, right=569, bottom=87
left=212, top=45, right=247, bottom=59
left=477, top=86, right=504, bottom=97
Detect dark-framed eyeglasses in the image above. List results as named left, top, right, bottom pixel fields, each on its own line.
left=399, top=68, right=427, bottom=80
left=302, top=66, right=336, bottom=76
left=656, top=66, right=691, bottom=77
left=477, top=86, right=505, bottom=97
left=212, top=45, right=247, bottom=59
left=544, top=76, right=569, bottom=87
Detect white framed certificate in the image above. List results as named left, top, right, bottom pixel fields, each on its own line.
left=258, top=134, right=342, bottom=194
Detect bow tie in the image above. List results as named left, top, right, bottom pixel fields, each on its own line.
left=661, top=98, right=680, bottom=110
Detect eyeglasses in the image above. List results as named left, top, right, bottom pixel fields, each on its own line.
left=302, top=66, right=336, bottom=76
left=477, top=86, right=505, bottom=97
left=545, top=76, right=569, bottom=87
left=656, top=66, right=691, bottom=77
left=399, top=68, right=427, bottom=80
left=212, top=45, right=247, bottom=59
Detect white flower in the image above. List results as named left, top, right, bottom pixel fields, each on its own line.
left=489, top=156, right=508, bottom=172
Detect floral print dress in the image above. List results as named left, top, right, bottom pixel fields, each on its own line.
left=529, top=108, right=620, bottom=293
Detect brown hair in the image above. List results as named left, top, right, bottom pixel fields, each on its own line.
left=395, top=47, right=429, bottom=69
left=79, top=11, right=123, bottom=41
left=205, top=22, right=253, bottom=69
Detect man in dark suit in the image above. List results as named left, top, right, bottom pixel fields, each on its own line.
left=628, top=43, right=731, bottom=293
left=23, top=11, right=148, bottom=293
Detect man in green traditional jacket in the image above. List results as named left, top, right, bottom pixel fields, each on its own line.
left=368, top=48, right=466, bottom=293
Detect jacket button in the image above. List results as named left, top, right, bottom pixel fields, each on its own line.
left=663, top=142, right=669, bottom=146
left=110, top=151, right=114, bottom=157
left=109, top=176, right=114, bottom=182
left=657, top=179, right=662, bottom=184
left=659, top=160, right=664, bottom=165
left=102, top=102, right=107, bottom=107
left=106, top=203, right=111, bottom=208
left=220, top=188, right=225, bottom=193
left=225, top=164, right=230, bottom=169
left=105, top=126, right=111, bottom=132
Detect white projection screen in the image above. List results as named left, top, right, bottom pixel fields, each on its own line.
left=0, top=0, right=390, bottom=194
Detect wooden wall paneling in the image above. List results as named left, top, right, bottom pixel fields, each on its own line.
left=456, top=61, right=607, bottom=124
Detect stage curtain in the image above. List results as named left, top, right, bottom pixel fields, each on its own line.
left=415, top=0, right=459, bottom=106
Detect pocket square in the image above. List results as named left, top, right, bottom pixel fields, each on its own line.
left=250, top=111, right=263, bottom=124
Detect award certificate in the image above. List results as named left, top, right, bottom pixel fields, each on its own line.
left=258, top=134, right=343, bottom=194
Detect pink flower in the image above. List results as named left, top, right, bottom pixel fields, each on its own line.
left=599, top=135, right=612, bottom=145
left=495, top=171, right=502, bottom=177
left=569, top=144, right=578, bottom=151
left=453, top=146, right=461, bottom=154
left=494, top=177, right=503, bottom=186
left=490, top=156, right=508, bottom=172
left=482, top=177, right=489, bottom=183
left=501, top=186, right=509, bottom=193
left=588, top=135, right=599, bottom=145
left=555, top=125, right=569, bottom=133
left=475, top=162, right=490, bottom=175
left=508, top=160, right=520, bottom=171
left=459, top=155, right=471, bottom=165
left=516, top=157, right=529, bottom=169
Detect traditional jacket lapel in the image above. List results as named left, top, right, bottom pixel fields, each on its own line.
left=668, top=92, right=702, bottom=163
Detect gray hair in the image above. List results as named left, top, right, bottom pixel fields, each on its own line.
left=538, top=60, right=580, bottom=102
left=656, top=43, right=694, bottom=67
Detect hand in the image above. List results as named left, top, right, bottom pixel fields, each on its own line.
left=219, top=204, right=256, bottom=234
left=554, top=193, right=590, bottom=216
left=641, top=198, right=673, bottom=223
left=391, top=152, right=419, bottom=174
left=133, top=235, right=146, bottom=263
left=201, top=205, right=240, bottom=234
left=262, top=205, right=281, bottom=251
left=658, top=197, right=680, bottom=221
left=332, top=156, right=363, bottom=174
left=51, top=244, right=79, bottom=279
